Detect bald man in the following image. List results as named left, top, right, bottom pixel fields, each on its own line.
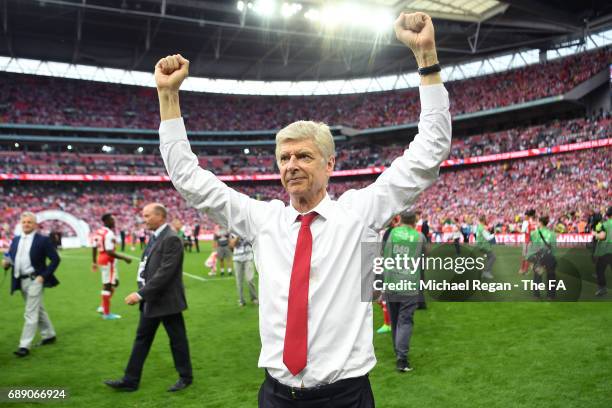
left=104, top=203, right=193, bottom=392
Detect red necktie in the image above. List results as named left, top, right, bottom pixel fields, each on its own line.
left=283, top=212, right=318, bottom=376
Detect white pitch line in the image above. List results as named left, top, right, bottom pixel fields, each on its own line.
left=59, top=252, right=233, bottom=283
left=119, top=253, right=233, bottom=283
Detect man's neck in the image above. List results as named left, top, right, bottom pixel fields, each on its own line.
left=290, top=190, right=326, bottom=214
left=152, top=223, right=167, bottom=236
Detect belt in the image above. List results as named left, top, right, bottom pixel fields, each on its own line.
left=264, top=370, right=368, bottom=400
left=20, top=273, right=36, bottom=280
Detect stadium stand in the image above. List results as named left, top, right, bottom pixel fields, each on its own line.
left=0, top=47, right=609, bottom=131
left=1, top=147, right=609, bottom=240
left=2, top=114, right=610, bottom=175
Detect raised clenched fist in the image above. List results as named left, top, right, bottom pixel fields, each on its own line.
left=154, top=54, right=189, bottom=93
left=394, top=12, right=437, bottom=67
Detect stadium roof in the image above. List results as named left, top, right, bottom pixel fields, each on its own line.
left=0, top=0, right=611, bottom=82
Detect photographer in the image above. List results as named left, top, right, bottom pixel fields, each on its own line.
left=527, top=215, right=557, bottom=299
left=475, top=216, right=496, bottom=279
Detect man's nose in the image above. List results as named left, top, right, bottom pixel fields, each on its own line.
left=286, top=155, right=300, bottom=170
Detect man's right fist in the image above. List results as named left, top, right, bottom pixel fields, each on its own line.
left=155, top=54, right=189, bottom=93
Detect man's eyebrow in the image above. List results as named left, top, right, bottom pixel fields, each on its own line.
left=280, top=149, right=315, bottom=155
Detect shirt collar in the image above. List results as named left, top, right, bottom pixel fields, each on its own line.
left=154, top=223, right=168, bottom=237
left=21, top=231, right=35, bottom=239
left=286, top=193, right=333, bottom=225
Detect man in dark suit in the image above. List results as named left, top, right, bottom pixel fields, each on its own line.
left=2, top=212, right=60, bottom=357
left=104, top=203, right=193, bottom=392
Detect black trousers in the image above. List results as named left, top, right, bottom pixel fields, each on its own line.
left=258, top=371, right=374, bottom=408
left=596, top=254, right=612, bottom=288
left=124, top=311, right=192, bottom=385
left=533, top=265, right=557, bottom=298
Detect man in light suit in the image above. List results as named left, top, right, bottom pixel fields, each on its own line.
left=2, top=212, right=60, bottom=357
left=104, top=203, right=193, bottom=392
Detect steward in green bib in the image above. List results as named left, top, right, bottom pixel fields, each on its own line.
left=594, top=206, right=612, bottom=296
left=382, top=211, right=427, bottom=373
left=527, top=215, right=557, bottom=299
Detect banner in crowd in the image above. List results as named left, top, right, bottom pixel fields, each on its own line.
left=431, top=232, right=593, bottom=244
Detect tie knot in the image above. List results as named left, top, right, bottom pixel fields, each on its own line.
left=297, top=212, right=318, bottom=227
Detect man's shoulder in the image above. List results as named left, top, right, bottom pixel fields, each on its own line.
left=161, top=227, right=178, bottom=239
left=34, top=232, right=50, bottom=242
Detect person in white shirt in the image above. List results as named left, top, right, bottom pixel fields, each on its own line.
left=230, top=234, right=258, bottom=307
left=3, top=212, right=61, bottom=357
left=154, top=12, right=451, bottom=407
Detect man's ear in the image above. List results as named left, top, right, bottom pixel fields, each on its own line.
left=326, top=156, right=335, bottom=174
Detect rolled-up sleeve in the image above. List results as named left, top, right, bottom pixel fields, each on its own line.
left=339, top=84, right=451, bottom=230
left=159, top=118, right=267, bottom=242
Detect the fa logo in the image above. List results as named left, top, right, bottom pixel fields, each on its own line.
left=548, top=280, right=566, bottom=291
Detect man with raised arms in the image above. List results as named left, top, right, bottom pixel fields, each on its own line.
left=154, top=12, right=451, bottom=407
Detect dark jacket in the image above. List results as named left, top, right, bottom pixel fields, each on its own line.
left=137, top=225, right=187, bottom=318
left=8, top=233, right=60, bottom=295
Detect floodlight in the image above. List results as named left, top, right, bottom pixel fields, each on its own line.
left=253, top=0, right=275, bottom=17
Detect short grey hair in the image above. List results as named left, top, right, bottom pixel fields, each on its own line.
left=275, top=121, right=335, bottom=164
left=20, top=211, right=37, bottom=223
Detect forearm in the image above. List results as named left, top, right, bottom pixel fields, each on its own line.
left=106, top=250, right=129, bottom=262
left=43, top=245, right=60, bottom=277
left=159, top=118, right=262, bottom=239
left=158, top=90, right=182, bottom=121
left=414, top=50, right=442, bottom=86
left=138, top=269, right=177, bottom=300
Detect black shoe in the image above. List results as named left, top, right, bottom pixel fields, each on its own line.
left=14, top=348, right=29, bottom=357
left=104, top=379, right=138, bottom=392
left=595, top=287, right=608, bottom=297
left=38, top=336, right=56, bottom=346
left=396, top=359, right=413, bottom=373
left=168, top=378, right=192, bottom=392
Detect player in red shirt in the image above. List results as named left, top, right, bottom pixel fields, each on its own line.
left=92, top=214, right=133, bottom=320
left=519, top=209, right=537, bottom=275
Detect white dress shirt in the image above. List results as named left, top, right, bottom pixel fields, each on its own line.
left=14, top=232, right=36, bottom=278
left=159, top=84, right=451, bottom=387
left=136, top=223, right=168, bottom=292
left=153, top=223, right=168, bottom=238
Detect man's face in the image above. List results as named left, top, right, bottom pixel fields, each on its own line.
left=21, top=216, right=37, bottom=234
left=278, top=139, right=334, bottom=200
left=142, top=206, right=164, bottom=231
left=106, top=216, right=116, bottom=229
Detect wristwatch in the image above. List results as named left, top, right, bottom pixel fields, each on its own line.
left=418, top=63, right=441, bottom=76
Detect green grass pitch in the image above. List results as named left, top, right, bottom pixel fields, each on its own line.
left=1, top=242, right=611, bottom=407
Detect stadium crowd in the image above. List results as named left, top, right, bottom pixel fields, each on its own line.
left=1, top=147, right=609, bottom=242
left=0, top=47, right=609, bottom=131
left=2, top=114, right=610, bottom=175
